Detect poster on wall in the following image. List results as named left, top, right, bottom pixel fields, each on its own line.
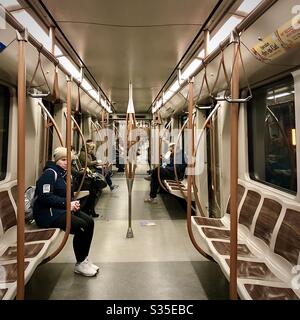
left=251, top=13, right=300, bottom=61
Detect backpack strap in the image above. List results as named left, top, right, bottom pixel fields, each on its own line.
left=44, top=168, right=58, bottom=182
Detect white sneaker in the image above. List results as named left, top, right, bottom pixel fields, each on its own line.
left=74, top=259, right=97, bottom=277
left=85, top=257, right=99, bottom=272
left=144, top=197, right=157, bottom=203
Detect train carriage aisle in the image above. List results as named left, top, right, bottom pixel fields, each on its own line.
left=25, top=167, right=229, bottom=300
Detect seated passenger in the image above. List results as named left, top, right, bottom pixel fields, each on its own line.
left=144, top=142, right=187, bottom=203
left=33, top=147, right=98, bottom=277
left=71, top=151, right=104, bottom=218
left=79, top=139, right=119, bottom=191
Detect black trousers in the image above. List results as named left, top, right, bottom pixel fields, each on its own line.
left=51, top=210, right=94, bottom=263
left=150, top=167, right=175, bottom=198
left=81, top=178, right=101, bottom=214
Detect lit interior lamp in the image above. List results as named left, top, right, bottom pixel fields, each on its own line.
left=127, top=81, right=135, bottom=114
left=292, top=129, right=296, bottom=146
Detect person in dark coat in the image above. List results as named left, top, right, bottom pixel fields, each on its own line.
left=33, top=147, right=98, bottom=277
left=79, top=139, right=118, bottom=191
left=71, top=150, right=104, bottom=218
left=144, top=142, right=187, bottom=202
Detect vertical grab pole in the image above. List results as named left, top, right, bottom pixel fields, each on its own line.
left=65, top=78, right=72, bottom=242
left=229, top=32, right=240, bottom=300
left=187, top=78, right=195, bottom=246
left=126, top=112, right=134, bottom=239
left=16, top=29, right=27, bottom=300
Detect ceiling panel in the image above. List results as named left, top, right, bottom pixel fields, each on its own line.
left=41, top=0, right=220, bottom=113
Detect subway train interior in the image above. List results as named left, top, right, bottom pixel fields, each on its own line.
left=0, top=0, right=300, bottom=301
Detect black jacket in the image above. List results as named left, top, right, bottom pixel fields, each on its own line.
left=33, top=161, right=74, bottom=227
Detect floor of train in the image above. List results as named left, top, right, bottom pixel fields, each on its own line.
left=25, top=167, right=229, bottom=300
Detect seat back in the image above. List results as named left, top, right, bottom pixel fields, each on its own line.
left=253, top=198, right=282, bottom=246
left=238, top=190, right=261, bottom=229
left=0, top=190, right=17, bottom=234
left=226, top=184, right=246, bottom=214
left=274, top=208, right=300, bottom=266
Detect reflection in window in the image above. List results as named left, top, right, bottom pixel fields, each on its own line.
left=0, top=85, right=10, bottom=181
left=248, top=76, right=297, bottom=193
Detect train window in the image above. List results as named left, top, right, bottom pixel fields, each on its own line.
left=0, top=84, right=10, bottom=181
left=248, top=76, right=297, bottom=194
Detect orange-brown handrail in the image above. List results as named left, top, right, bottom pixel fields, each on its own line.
left=63, top=112, right=88, bottom=197
left=157, top=118, right=173, bottom=192
left=16, top=29, right=27, bottom=301
left=186, top=80, right=213, bottom=261
left=229, top=38, right=240, bottom=301
left=41, top=78, right=73, bottom=264
left=38, top=100, right=64, bottom=147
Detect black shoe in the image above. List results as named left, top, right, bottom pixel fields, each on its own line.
left=87, top=209, right=100, bottom=218
left=91, top=211, right=100, bottom=218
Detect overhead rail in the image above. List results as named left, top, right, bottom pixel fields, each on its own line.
left=4, top=7, right=107, bottom=112
left=150, top=0, right=278, bottom=113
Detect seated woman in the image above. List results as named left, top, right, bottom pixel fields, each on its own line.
left=33, top=147, right=99, bottom=277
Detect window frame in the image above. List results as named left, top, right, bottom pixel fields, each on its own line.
left=247, top=75, right=297, bottom=195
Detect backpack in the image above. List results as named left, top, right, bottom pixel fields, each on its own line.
left=24, top=186, right=37, bottom=224
left=24, top=168, right=58, bottom=224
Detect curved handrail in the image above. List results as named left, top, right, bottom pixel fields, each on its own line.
left=125, top=112, right=138, bottom=179
left=91, top=119, right=109, bottom=177
left=41, top=79, right=73, bottom=264
left=157, top=119, right=173, bottom=192
left=173, top=114, right=204, bottom=215
left=194, top=104, right=221, bottom=159
left=63, top=112, right=88, bottom=197
left=186, top=80, right=214, bottom=261
left=37, top=100, right=64, bottom=146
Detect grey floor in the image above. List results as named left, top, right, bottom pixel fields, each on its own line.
left=25, top=169, right=229, bottom=300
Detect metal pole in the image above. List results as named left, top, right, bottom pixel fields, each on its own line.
left=126, top=113, right=134, bottom=238
left=229, top=34, right=240, bottom=301
left=126, top=178, right=134, bottom=238
left=16, top=29, right=27, bottom=300
left=65, top=78, right=72, bottom=237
